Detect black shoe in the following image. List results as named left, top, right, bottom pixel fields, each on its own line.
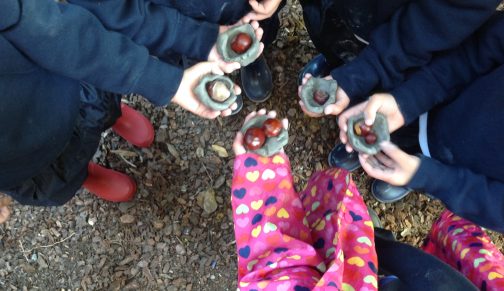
left=371, top=180, right=412, bottom=203
left=327, top=144, right=361, bottom=172
left=240, top=55, right=272, bottom=103
left=229, top=95, right=243, bottom=116
left=298, top=54, right=332, bottom=85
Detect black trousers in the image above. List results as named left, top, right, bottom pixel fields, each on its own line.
left=299, top=0, right=409, bottom=65
left=375, top=228, right=477, bottom=290
left=158, top=0, right=286, bottom=48
left=2, top=85, right=121, bottom=206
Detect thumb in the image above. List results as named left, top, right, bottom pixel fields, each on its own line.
left=363, top=96, right=382, bottom=126
left=324, top=99, right=346, bottom=115
left=379, top=141, right=409, bottom=162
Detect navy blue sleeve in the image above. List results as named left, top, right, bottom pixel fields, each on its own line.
left=407, top=156, right=504, bottom=233
left=330, top=0, right=500, bottom=101
left=392, top=13, right=504, bottom=124
left=68, top=0, right=219, bottom=61
left=0, top=0, right=183, bottom=106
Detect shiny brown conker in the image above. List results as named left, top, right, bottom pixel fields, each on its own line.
left=353, top=121, right=372, bottom=137
left=231, top=33, right=252, bottom=54
left=244, top=127, right=266, bottom=150
left=206, top=80, right=231, bottom=102
left=313, top=90, right=329, bottom=105
left=262, top=118, right=282, bottom=137
left=364, top=132, right=377, bottom=144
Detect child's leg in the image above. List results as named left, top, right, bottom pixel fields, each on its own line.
left=423, top=210, right=504, bottom=290
left=231, top=153, right=322, bottom=290
left=231, top=153, right=378, bottom=290
left=300, top=168, right=378, bottom=290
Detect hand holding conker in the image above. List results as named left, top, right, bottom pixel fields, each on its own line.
left=244, top=127, right=266, bottom=150
left=206, top=80, right=231, bottom=102
left=231, top=32, right=252, bottom=54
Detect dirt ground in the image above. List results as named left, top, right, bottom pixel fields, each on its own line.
left=1, top=1, right=503, bottom=290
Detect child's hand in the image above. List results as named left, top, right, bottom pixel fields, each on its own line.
left=243, top=0, right=283, bottom=21
left=233, top=109, right=288, bottom=156
left=208, top=20, right=265, bottom=73
left=0, top=196, right=11, bottom=224
left=338, top=93, right=405, bottom=153
left=298, top=73, right=350, bottom=118
left=359, top=141, right=420, bottom=186
left=172, top=62, right=241, bottom=119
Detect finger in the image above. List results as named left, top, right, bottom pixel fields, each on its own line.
left=345, top=144, right=354, bottom=153
left=241, top=13, right=254, bottom=23
left=267, top=110, right=277, bottom=118
left=359, top=155, right=390, bottom=181
left=363, top=95, right=383, bottom=126
left=281, top=118, right=289, bottom=130
left=233, top=131, right=247, bottom=155
left=249, top=0, right=268, bottom=14
left=339, top=128, right=348, bottom=144
left=256, top=42, right=265, bottom=57
left=230, top=102, right=238, bottom=111
left=302, top=73, right=312, bottom=85
left=323, top=103, right=344, bottom=116
left=210, top=63, right=225, bottom=76
left=243, top=111, right=257, bottom=124
left=233, top=84, right=242, bottom=96
left=221, top=108, right=232, bottom=117
left=250, top=20, right=260, bottom=30
left=257, top=108, right=267, bottom=115
left=375, top=152, right=396, bottom=168
left=379, top=141, right=410, bottom=163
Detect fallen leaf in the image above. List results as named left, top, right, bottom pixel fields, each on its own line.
left=211, top=145, right=228, bottom=158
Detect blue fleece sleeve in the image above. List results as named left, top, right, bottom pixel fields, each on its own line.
left=68, top=0, right=219, bottom=61
left=330, top=0, right=501, bottom=101
left=407, top=156, right=504, bottom=233
left=0, top=0, right=183, bottom=106
left=392, top=14, right=504, bottom=125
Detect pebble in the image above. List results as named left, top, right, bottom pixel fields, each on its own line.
left=120, top=214, right=135, bottom=224
left=175, top=244, right=186, bottom=256
left=197, top=189, right=218, bottom=214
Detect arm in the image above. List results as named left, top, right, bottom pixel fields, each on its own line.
left=392, top=13, right=504, bottom=124
left=68, top=0, right=219, bottom=61
left=408, top=156, right=504, bottom=233
left=1, top=0, right=183, bottom=106
left=330, top=0, right=501, bottom=101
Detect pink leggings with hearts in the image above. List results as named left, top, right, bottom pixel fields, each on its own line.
left=231, top=153, right=504, bottom=290
left=231, top=153, right=378, bottom=290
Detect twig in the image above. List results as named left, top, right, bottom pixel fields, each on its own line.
left=20, top=232, right=76, bottom=254
left=118, top=154, right=137, bottom=168
left=18, top=240, right=30, bottom=262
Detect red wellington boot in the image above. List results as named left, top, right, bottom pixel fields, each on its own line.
left=112, top=103, right=155, bottom=148
left=83, top=163, right=136, bottom=202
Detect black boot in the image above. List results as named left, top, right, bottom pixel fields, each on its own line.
left=240, top=55, right=273, bottom=103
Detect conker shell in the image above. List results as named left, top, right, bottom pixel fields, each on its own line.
left=263, top=118, right=282, bottom=137
left=244, top=127, right=266, bottom=150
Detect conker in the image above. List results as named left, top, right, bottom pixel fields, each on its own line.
left=206, top=80, right=231, bottom=102
left=313, top=90, right=329, bottom=105
left=231, top=33, right=252, bottom=54
left=353, top=121, right=372, bottom=137
left=262, top=118, right=282, bottom=137
left=364, top=132, right=377, bottom=145
left=244, top=127, right=266, bottom=150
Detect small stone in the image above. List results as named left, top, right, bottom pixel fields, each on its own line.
left=118, top=202, right=135, bottom=213
left=120, top=214, right=135, bottom=224
left=287, top=108, right=297, bottom=117
left=153, top=220, right=164, bottom=230
left=197, top=189, right=218, bottom=214
left=175, top=244, right=186, bottom=256
left=87, top=217, right=97, bottom=226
